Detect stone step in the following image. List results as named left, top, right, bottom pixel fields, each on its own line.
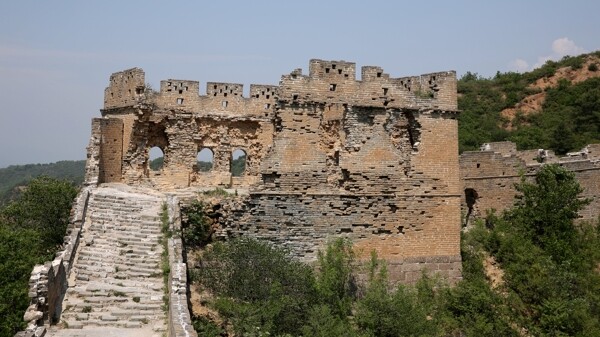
left=62, top=318, right=148, bottom=329
left=56, top=187, right=167, bottom=331
left=62, top=304, right=164, bottom=317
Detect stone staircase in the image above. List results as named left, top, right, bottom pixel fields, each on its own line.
left=47, top=185, right=167, bottom=337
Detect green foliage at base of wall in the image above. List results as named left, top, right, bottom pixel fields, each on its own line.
left=187, top=164, right=600, bottom=337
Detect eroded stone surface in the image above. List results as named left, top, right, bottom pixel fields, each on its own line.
left=85, top=59, right=463, bottom=284
left=46, top=185, right=167, bottom=337
left=460, top=141, right=600, bottom=224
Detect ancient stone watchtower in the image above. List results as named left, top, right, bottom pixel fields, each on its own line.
left=86, top=59, right=462, bottom=283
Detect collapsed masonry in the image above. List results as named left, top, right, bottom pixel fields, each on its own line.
left=460, top=141, right=600, bottom=224
left=86, top=59, right=462, bottom=283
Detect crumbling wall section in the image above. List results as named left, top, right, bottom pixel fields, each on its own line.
left=97, top=60, right=462, bottom=283
left=84, top=119, right=102, bottom=186
left=220, top=193, right=462, bottom=283
left=104, top=68, right=145, bottom=109
left=460, top=141, right=600, bottom=222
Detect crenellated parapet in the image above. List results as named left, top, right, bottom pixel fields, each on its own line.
left=103, top=59, right=457, bottom=115
left=278, top=59, right=458, bottom=112
left=92, top=59, right=463, bottom=286
left=104, top=68, right=145, bottom=110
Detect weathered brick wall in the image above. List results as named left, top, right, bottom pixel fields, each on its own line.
left=94, top=59, right=462, bottom=283
left=98, top=118, right=123, bottom=183
left=104, top=68, right=145, bottom=109
left=562, top=160, right=600, bottom=220
left=220, top=194, right=461, bottom=283
left=460, top=141, right=600, bottom=223
left=84, top=119, right=102, bottom=185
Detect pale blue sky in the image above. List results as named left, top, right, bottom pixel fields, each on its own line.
left=1, top=0, right=598, bottom=167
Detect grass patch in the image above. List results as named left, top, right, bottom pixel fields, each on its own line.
left=201, top=187, right=231, bottom=197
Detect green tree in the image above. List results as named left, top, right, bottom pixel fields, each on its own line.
left=196, top=238, right=317, bottom=335
left=1, top=176, right=78, bottom=251
left=355, top=253, right=439, bottom=337
left=315, top=238, right=356, bottom=318
left=488, top=165, right=600, bottom=336
left=0, top=227, right=44, bottom=336
left=180, top=201, right=212, bottom=248
left=0, top=176, right=77, bottom=337
left=506, top=164, right=589, bottom=261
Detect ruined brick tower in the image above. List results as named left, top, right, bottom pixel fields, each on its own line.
left=86, top=59, right=462, bottom=283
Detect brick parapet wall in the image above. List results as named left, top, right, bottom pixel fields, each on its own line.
left=166, top=195, right=198, bottom=337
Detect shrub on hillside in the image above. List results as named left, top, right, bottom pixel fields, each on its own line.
left=0, top=176, right=77, bottom=337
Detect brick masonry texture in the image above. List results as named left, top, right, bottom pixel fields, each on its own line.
left=460, top=142, right=600, bottom=224
left=89, top=59, right=463, bottom=284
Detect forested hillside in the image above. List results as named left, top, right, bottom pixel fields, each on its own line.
left=0, top=177, right=78, bottom=336
left=0, top=161, right=85, bottom=204
left=458, top=51, right=600, bottom=153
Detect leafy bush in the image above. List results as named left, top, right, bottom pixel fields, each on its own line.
left=196, top=238, right=317, bottom=335
left=301, top=304, right=357, bottom=337
left=505, top=164, right=589, bottom=260
left=315, top=238, right=356, bottom=317
left=0, top=175, right=78, bottom=252
left=181, top=201, right=212, bottom=248
left=485, top=165, right=600, bottom=336
left=0, top=176, right=77, bottom=336
left=191, top=315, right=224, bottom=337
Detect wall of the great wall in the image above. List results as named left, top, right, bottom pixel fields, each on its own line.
left=87, top=59, right=463, bottom=283
left=460, top=142, right=600, bottom=223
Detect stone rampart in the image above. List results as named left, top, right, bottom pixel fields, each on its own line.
left=460, top=141, right=600, bottom=223
left=88, top=59, right=462, bottom=284
left=165, top=194, right=198, bottom=337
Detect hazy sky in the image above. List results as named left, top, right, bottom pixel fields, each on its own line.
left=1, top=1, right=598, bottom=168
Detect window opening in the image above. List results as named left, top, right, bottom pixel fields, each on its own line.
left=231, top=149, right=247, bottom=177
left=149, top=147, right=164, bottom=171
left=197, top=148, right=214, bottom=172
left=464, top=188, right=479, bottom=227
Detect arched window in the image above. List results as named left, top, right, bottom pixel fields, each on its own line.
left=197, top=148, right=213, bottom=172
left=231, top=149, right=247, bottom=177
left=149, top=147, right=164, bottom=171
